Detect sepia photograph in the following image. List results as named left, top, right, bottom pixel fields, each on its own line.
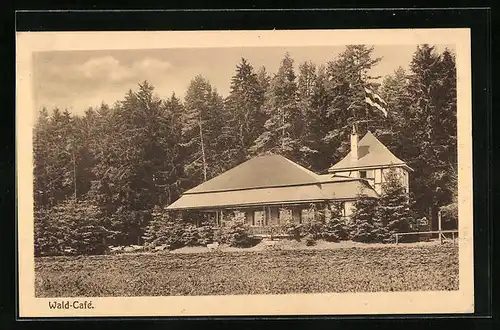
left=16, top=29, right=473, bottom=317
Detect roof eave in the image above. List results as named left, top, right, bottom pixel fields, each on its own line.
left=329, top=163, right=413, bottom=172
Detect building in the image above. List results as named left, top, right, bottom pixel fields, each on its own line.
left=166, top=126, right=412, bottom=234
left=329, top=126, right=413, bottom=194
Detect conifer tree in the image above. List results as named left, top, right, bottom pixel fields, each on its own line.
left=225, top=58, right=266, bottom=163
left=323, top=45, right=383, bottom=161
left=349, top=188, right=380, bottom=243
left=406, top=45, right=457, bottom=224
left=323, top=202, right=349, bottom=242
left=182, top=76, right=228, bottom=186
left=33, top=107, right=51, bottom=208
left=376, top=168, right=414, bottom=242
left=250, top=53, right=303, bottom=159
left=378, top=67, right=414, bottom=157
left=296, top=61, right=320, bottom=168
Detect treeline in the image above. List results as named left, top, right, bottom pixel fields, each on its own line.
left=33, top=44, right=457, bottom=254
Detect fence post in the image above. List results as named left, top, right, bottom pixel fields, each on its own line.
left=395, top=234, right=399, bottom=245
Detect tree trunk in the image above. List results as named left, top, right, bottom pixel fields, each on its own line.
left=198, top=120, right=207, bottom=182
left=281, top=108, right=285, bottom=153
left=72, top=149, right=77, bottom=200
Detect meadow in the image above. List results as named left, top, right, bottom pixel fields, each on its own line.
left=35, top=243, right=459, bottom=297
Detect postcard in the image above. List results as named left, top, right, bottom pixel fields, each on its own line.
left=16, top=28, right=473, bottom=317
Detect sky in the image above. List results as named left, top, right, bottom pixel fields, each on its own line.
left=33, top=44, right=453, bottom=116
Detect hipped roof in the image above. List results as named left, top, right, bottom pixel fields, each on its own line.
left=185, top=154, right=320, bottom=194
left=328, top=131, right=412, bottom=172
left=166, top=155, right=378, bottom=211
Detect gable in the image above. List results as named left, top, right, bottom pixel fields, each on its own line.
left=328, top=131, right=411, bottom=172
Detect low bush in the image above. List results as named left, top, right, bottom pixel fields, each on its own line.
left=301, top=220, right=324, bottom=240
left=214, top=219, right=252, bottom=247
left=196, top=223, right=215, bottom=245
left=322, top=217, right=349, bottom=242
left=181, top=224, right=200, bottom=246
left=304, top=234, right=316, bottom=246
left=34, top=200, right=114, bottom=256
left=282, top=219, right=302, bottom=241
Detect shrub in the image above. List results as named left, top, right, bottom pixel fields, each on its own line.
left=144, top=207, right=186, bottom=249
left=182, top=224, right=199, bottom=246
left=214, top=218, right=251, bottom=247
left=440, top=202, right=458, bottom=230
left=34, top=208, right=60, bottom=257
left=349, top=193, right=380, bottom=243
left=322, top=203, right=349, bottom=242
left=196, top=223, right=215, bottom=245
left=377, top=168, right=414, bottom=242
left=323, top=217, right=349, bottom=242
left=301, top=220, right=324, bottom=240
left=35, top=199, right=113, bottom=256
left=304, top=234, right=316, bottom=246
left=282, top=218, right=302, bottom=241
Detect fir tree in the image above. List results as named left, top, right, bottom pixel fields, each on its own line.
left=349, top=188, right=380, bottom=243
left=323, top=45, right=383, bottom=161
left=376, top=168, right=414, bottom=242
left=406, top=45, right=458, bottom=224
left=296, top=61, right=320, bottom=168
left=182, top=76, right=228, bottom=185
left=250, top=53, right=302, bottom=159
left=225, top=58, right=266, bottom=163
left=323, top=202, right=349, bottom=242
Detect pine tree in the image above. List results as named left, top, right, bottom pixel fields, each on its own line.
left=306, top=65, right=336, bottom=172
left=249, top=53, right=302, bottom=159
left=349, top=188, right=380, bottom=243
left=142, top=206, right=185, bottom=249
left=406, top=45, right=458, bottom=224
left=377, top=168, right=414, bottom=242
left=182, top=76, right=228, bottom=186
left=323, top=45, right=383, bottom=161
left=47, top=199, right=113, bottom=255
left=378, top=67, right=414, bottom=156
left=323, top=202, right=349, bottom=242
left=296, top=61, right=320, bottom=168
left=33, top=107, right=51, bottom=209
left=225, top=58, right=266, bottom=163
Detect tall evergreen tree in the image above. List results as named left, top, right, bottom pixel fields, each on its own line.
left=225, top=58, right=266, bottom=163
left=323, top=45, right=383, bottom=161
left=296, top=61, right=319, bottom=167
left=181, top=75, right=228, bottom=186
left=349, top=190, right=380, bottom=243
left=376, top=168, right=415, bottom=242
left=250, top=53, right=303, bottom=159
left=379, top=67, right=414, bottom=157
left=406, top=45, right=457, bottom=224
left=33, top=107, right=51, bottom=208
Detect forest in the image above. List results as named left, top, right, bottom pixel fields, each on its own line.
left=33, top=44, right=457, bottom=253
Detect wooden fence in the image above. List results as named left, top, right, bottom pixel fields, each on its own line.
left=394, top=229, right=459, bottom=244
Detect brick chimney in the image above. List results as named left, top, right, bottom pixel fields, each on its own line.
left=350, top=124, right=359, bottom=161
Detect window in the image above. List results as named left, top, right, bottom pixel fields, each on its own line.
left=359, top=170, right=367, bottom=179
left=254, top=211, right=265, bottom=226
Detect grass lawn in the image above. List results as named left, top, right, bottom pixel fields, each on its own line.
left=35, top=242, right=459, bottom=297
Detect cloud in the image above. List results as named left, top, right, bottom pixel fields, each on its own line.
left=76, top=56, right=172, bottom=83
left=41, top=55, right=173, bottom=85
left=35, top=55, right=175, bottom=113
